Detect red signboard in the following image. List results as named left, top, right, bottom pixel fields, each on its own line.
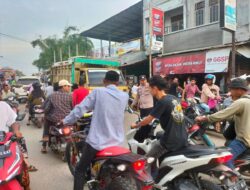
left=153, top=53, right=206, bottom=75
left=152, top=8, right=164, bottom=36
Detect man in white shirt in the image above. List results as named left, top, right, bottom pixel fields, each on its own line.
left=0, top=91, right=20, bottom=135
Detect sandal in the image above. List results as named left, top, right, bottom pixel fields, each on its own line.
left=28, top=165, right=38, bottom=172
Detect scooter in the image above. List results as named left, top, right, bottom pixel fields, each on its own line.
left=0, top=131, right=30, bottom=190
left=127, top=109, right=247, bottom=190
left=30, top=105, right=44, bottom=128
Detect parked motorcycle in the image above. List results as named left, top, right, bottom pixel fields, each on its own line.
left=0, top=131, right=30, bottom=190
left=30, top=105, right=44, bottom=128
left=127, top=109, right=247, bottom=190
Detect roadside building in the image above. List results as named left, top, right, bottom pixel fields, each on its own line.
left=146, top=0, right=250, bottom=91
left=81, top=0, right=250, bottom=92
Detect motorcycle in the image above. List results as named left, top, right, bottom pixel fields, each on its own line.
left=0, top=131, right=30, bottom=190
left=48, top=124, right=73, bottom=161
left=65, top=112, right=92, bottom=175
left=127, top=108, right=247, bottom=190
left=65, top=113, right=154, bottom=190
left=4, top=96, right=26, bottom=122
left=182, top=97, right=229, bottom=134
left=86, top=146, right=154, bottom=190
left=30, top=105, right=44, bottom=128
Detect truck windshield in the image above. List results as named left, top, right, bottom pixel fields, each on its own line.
left=88, top=70, right=126, bottom=86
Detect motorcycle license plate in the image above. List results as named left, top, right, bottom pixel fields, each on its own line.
left=228, top=179, right=247, bottom=190
left=0, top=150, right=11, bottom=159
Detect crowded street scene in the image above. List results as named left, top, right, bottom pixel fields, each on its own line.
left=1, top=0, right=250, bottom=189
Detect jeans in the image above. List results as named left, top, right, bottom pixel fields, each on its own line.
left=146, top=141, right=169, bottom=180
left=226, top=139, right=247, bottom=169
left=74, top=143, right=98, bottom=190
left=200, top=103, right=210, bottom=113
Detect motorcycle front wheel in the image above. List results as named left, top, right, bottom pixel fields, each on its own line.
left=65, top=142, right=81, bottom=176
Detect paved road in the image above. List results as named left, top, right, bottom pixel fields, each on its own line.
left=19, top=107, right=224, bottom=190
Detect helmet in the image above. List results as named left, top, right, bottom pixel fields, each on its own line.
left=205, top=74, right=215, bottom=80
left=0, top=72, right=4, bottom=79
left=32, top=82, right=41, bottom=89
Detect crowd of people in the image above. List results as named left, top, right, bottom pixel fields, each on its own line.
left=0, top=70, right=250, bottom=189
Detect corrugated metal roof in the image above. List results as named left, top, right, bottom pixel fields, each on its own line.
left=81, top=1, right=143, bottom=42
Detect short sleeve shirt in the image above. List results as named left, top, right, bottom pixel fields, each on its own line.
left=0, top=101, right=17, bottom=132
left=150, top=95, right=188, bottom=151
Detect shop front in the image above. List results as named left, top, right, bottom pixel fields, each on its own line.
left=153, top=48, right=231, bottom=92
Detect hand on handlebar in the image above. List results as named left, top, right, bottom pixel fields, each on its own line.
left=195, top=116, right=208, bottom=123
left=131, top=123, right=138, bottom=129
left=15, top=131, right=23, bottom=139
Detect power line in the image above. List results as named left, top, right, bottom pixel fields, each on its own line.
left=0, top=32, right=30, bottom=43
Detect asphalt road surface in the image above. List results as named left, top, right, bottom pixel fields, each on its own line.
left=19, top=106, right=225, bottom=190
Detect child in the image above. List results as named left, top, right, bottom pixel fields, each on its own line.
left=207, top=88, right=218, bottom=110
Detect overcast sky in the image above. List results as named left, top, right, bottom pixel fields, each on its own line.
left=0, top=0, right=140, bottom=75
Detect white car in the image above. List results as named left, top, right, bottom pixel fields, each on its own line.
left=13, top=76, right=41, bottom=101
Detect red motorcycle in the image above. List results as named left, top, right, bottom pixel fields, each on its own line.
left=0, top=131, right=29, bottom=190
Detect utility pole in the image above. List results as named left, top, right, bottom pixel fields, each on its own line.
left=68, top=45, right=71, bottom=58
left=76, top=43, right=79, bottom=56
left=149, top=1, right=153, bottom=77
left=231, top=31, right=236, bottom=78
left=60, top=48, right=62, bottom=62
left=53, top=50, right=56, bottom=63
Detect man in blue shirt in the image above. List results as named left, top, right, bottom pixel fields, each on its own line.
left=63, top=71, right=129, bottom=190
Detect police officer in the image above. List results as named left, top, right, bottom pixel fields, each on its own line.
left=132, top=75, right=154, bottom=142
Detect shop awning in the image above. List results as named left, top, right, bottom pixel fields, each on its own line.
left=81, top=1, right=143, bottom=42
left=237, top=46, right=250, bottom=58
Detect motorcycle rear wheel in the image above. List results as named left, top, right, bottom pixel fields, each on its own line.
left=106, top=176, right=137, bottom=190
left=200, top=180, right=222, bottom=190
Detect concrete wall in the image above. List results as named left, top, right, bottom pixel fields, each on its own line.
left=143, top=0, right=250, bottom=53
left=164, top=22, right=223, bottom=53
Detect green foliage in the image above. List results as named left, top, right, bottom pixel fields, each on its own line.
left=31, top=26, right=94, bottom=70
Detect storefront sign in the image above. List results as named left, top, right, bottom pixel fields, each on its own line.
left=220, top=0, right=237, bottom=31
left=153, top=53, right=206, bottom=75
left=205, top=48, right=230, bottom=73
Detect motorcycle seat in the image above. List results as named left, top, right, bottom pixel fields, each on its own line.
left=163, top=145, right=226, bottom=158
left=96, top=146, right=131, bottom=157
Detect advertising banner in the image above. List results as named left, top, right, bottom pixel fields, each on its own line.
left=151, top=8, right=164, bottom=51
left=115, top=39, right=141, bottom=56
left=220, top=0, right=237, bottom=31
left=205, top=48, right=230, bottom=73
left=153, top=53, right=206, bottom=75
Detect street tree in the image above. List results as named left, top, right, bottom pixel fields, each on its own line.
left=31, top=26, right=93, bottom=70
